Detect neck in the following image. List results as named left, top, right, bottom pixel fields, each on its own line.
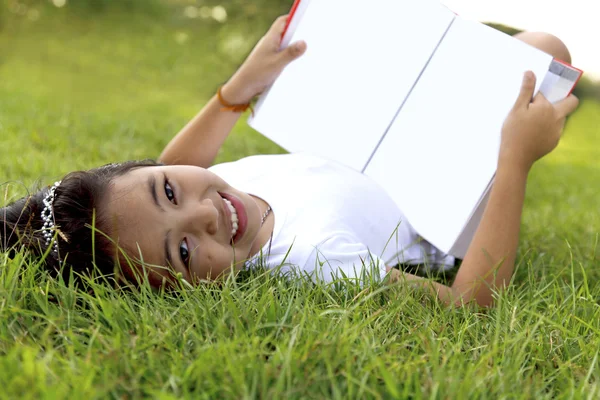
left=248, top=195, right=274, bottom=257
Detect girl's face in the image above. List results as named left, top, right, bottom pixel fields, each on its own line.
left=104, top=165, right=268, bottom=285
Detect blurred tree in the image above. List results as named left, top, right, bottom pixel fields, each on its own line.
left=485, top=22, right=523, bottom=36
left=200, top=0, right=292, bottom=20
left=1, top=0, right=170, bottom=18
left=573, top=76, right=600, bottom=102
left=486, top=21, right=600, bottom=101
left=0, top=0, right=292, bottom=19
left=2, top=0, right=597, bottom=100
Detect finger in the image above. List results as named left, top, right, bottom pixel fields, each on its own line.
left=277, top=40, right=307, bottom=65
left=554, top=94, right=580, bottom=119
left=514, top=71, right=537, bottom=109
left=271, top=15, right=289, bottom=35
left=531, top=90, right=550, bottom=106
left=557, top=117, right=567, bottom=137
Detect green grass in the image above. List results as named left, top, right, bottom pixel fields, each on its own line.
left=1, top=6, right=600, bottom=399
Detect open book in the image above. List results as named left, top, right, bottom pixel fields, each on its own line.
left=249, top=0, right=582, bottom=258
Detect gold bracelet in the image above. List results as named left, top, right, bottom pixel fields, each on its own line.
left=217, top=86, right=254, bottom=116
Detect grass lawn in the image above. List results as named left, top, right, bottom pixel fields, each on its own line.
left=1, top=5, right=599, bottom=398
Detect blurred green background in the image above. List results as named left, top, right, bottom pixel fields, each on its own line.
left=1, top=0, right=292, bottom=185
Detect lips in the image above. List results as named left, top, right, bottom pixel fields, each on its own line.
left=219, top=192, right=247, bottom=245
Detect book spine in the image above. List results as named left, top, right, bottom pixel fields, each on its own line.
left=282, top=0, right=303, bottom=42
left=361, top=15, right=458, bottom=173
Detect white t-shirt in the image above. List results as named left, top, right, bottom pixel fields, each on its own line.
left=209, top=153, right=453, bottom=282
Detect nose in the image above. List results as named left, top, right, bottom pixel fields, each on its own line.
left=184, top=198, right=218, bottom=236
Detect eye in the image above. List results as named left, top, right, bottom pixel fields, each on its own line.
left=164, top=179, right=177, bottom=204
left=179, top=238, right=190, bottom=267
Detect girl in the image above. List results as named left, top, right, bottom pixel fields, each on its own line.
left=0, top=16, right=579, bottom=307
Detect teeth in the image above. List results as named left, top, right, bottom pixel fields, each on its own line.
left=222, top=197, right=239, bottom=239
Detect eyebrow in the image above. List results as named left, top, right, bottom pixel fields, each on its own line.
left=165, top=229, right=173, bottom=270
left=148, top=175, right=164, bottom=212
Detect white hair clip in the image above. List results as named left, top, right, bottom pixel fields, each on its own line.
left=41, top=181, right=61, bottom=257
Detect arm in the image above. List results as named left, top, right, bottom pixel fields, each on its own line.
left=159, top=16, right=307, bottom=167
left=388, top=162, right=528, bottom=307
left=389, top=72, right=580, bottom=308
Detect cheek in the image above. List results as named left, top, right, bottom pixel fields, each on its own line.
left=118, top=255, right=174, bottom=288
left=232, top=246, right=251, bottom=264
left=197, top=247, right=237, bottom=279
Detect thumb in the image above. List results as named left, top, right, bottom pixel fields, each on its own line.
left=514, top=71, right=536, bottom=110
left=278, top=41, right=307, bottom=65
left=554, top=94, right=580, bottom=119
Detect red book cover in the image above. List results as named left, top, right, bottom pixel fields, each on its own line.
left=554, top=59, right=584, bottom=96
left=282, top=0, right=303, bottom=41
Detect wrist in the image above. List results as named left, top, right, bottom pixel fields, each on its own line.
left=496, top=154, right=532, bottom=179
left=220, top=78, right=254, bottom=105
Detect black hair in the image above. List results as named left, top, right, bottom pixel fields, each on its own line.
left=0, top=160, right=161, bottom=283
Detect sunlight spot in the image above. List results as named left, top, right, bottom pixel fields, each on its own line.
left=183, top=6, right=198, bottom=19
left=59, top=116, right=70, bottom=128
left=174, top=32, right=189, bottom=45
left=222, top=35, right=252, bottom=58
left=27, top=9, right=40, bottom=21
left=211, top=6, right=227, bottom=23
left=16, top=3, right=27, bottom=15
left=9, top=2, right=27, bottom=15
left=199, top=6, right=211, bottom=19
left=52, top=0, right=67, bottom=8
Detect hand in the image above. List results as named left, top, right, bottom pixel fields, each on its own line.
left=499, top=71, right=579, bottom=171
left=221, top=15, right=307, bottom=104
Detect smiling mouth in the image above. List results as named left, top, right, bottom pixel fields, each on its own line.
left=222, top=197, right=239, bottom=240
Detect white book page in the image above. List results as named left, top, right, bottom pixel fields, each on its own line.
left=446, top=59, right=579, bottom=257
left=364, top=18, right=552, bottom=254
left=250, top=0, right=455, bottom=171
left=448, top=179, right=492, bottom=258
